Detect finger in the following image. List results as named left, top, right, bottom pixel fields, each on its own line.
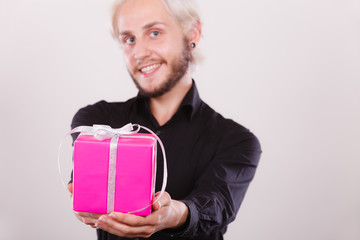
left=75, top=212, right=103, bottom=226
left=106, top=208, right=166, bottom=229
left=67, top=183, right=73, bottom=194
left=81, top=217, right=98, bottom=226
left=106, top=212, right=151, bottom=227
left=152, top=191, right=171, bottom=211
left=76, top=212, right=103, bottom=219
left=73, top=211, right=83, bottom=222
left=96, top=215, right=156, bottom=238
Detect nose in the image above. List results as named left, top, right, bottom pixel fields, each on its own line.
left=134, top=39, right=150, bottom=61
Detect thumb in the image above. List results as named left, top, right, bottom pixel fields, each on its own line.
left=67, top=183, right=73, bottom=194
left=152, top=191, right=171, bottom=211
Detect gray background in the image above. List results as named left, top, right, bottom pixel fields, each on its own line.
left=1, top=0, right=359, bottom=239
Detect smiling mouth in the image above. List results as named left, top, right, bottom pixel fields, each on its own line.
left=140, top=63, right=161, bottom=74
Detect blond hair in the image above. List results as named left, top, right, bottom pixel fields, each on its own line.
left=111, top=0, right=202, bottom=65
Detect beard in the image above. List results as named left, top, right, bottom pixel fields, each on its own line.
left=129, top=39, right=191, bottom=98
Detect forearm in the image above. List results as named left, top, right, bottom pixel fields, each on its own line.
left=177, top=164, right=258, bottom=238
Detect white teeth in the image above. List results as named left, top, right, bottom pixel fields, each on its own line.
left=140, top=64, right=160, bottom=73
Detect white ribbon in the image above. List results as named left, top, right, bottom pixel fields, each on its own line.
left=58, top=123, right=168, bottom=214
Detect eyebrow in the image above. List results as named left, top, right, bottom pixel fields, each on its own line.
left=119, top=21, right=169, bottom=36
left=143, top=21, right=168, bottom=30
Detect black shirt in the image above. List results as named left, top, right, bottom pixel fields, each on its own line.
left=71, top=81, right=262, bottom=240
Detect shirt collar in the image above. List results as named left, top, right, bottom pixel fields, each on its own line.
left=179, top=79, right=201, bottom=120
left=135, top=79, right=201, bottom=121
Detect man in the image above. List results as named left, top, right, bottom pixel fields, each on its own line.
left=68, top=0, right=261, bottom=239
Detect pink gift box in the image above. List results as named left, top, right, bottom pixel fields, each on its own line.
left=73, top=133, right=156, bottom=216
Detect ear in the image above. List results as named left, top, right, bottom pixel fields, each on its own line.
left=188, top=20, right=202, bottom=48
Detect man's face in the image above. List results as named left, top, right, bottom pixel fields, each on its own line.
left=116, top=0, right=191, bottom=98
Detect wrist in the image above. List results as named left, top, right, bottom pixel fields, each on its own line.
left=169, top=200, right=189, bottom=229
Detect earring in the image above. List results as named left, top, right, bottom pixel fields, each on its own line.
left=190, top=42, right=196, bottom=48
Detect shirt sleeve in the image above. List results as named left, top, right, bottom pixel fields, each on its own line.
left=68, top=100, right=110, bottom=184
left=71, top=100, right=110, bottom=136
left=178, top=125, right=262, bottom=238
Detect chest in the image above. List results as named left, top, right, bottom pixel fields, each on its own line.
left=152, top=124, right=219, bottom=199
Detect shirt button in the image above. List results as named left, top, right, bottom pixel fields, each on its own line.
left=155, top=130, right=161, bottom=136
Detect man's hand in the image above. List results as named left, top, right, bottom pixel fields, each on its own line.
left=67, top=183, right=104, bottom=228
left=95, top=192, right=189, bottom=238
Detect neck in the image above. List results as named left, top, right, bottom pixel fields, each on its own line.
left=149, top=73, right=192, bottom=126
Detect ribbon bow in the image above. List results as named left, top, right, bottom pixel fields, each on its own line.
left=69, top=123, right=140, bottom=140
left=94, top=124, right=136, bottom=140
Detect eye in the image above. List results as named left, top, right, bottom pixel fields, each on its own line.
left=150, top=31, right=160, bottom=37
left=124, top=36, right=136, bottom=45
